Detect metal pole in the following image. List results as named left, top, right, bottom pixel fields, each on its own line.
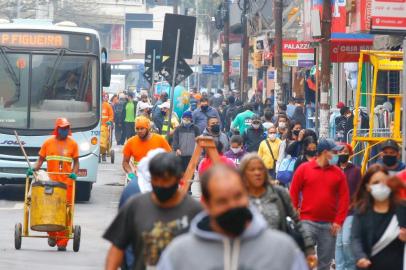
left=150, top=49, right=156, bottom=96
left=319, top=0, right=332, bottom=138
left=223, top=0, right=231, bottom=94
left=166, top=29, right=181, bottom=138
left=274, top=0, right=283, bottom=115
left=240, top=0, right=249, bottom=101
left=315, top=46, right=320, bottom=133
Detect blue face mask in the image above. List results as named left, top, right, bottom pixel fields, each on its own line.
left=329, top=154, right=339, bottom=166
left=58, top=128, right=69, bottom=139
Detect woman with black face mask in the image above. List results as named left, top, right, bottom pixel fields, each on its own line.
left=239, top=154, right=316, bottom=266
left=293, top=136, right=318, bottom=172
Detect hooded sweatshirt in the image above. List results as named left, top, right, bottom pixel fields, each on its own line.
left=157, top=207, right=308, bottom=270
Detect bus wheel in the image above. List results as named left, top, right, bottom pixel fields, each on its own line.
left=75, top=182, right=92, bottom=202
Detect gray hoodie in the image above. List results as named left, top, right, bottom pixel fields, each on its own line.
left=157, top=207, right=308, bottom=270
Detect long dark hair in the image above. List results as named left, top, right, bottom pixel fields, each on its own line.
left=353, top=164, right=397, bottom=214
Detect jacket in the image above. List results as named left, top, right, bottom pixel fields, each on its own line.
left=224, top=149, right=247, bottom=166
left=258, top=138, right=282, bottom=170
left=202, top=128, right=229, bottom=153
left=249, top=185, right=315, bottom=256
left=157, top=207, right=308, bottom=270
left=192, top=106, right=221, bottom=133
left=121, top=101, right=137, bottom=124
left=152, top=100, right=165, bottom=132
left=172, top=124, right=200, bottom=157
left=243, top=126, right=265, bottom=153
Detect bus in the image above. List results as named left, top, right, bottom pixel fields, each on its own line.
left=0, top=20, right=111, bottom=201
left=110, top=59, right=148, bottom=91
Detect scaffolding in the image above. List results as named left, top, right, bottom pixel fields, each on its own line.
left=351, top=50, right=403, bottom=174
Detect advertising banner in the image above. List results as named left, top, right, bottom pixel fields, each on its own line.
left=371, top=0, right=406, bottom=32
left=282, top=40, right=314, bottom=67
left=111, top=25, right=123, bottom=51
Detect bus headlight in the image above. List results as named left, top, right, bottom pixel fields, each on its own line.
left=80, top=142, right=91, bottom=152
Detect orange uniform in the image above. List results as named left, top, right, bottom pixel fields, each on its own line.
left=101, top=101, right=114, bottom=126
left=123, top=133, right=172, bottom=165
left=38, top=136, right=79, bottom=247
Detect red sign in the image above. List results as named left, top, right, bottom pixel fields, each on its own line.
left=371, top=0, right=406, bottom=32
left=282, top=40, right=314, bottom=53
left=330, top=40, right=373, bottom=62
left=111, top=25, right=123, bottom=51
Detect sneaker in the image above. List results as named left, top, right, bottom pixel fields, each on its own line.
left=57, top=246, right=67, bottom=251
left=48, top=238, right=56, bottom=247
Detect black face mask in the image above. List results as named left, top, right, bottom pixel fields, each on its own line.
left=152, top=182, right=178, bottom=202
left=211, top=124, right=220, bottom=134
left=215, top=207, right=253, bottom=236
left=292, top=130, right=300, bottom=136
left=383, top=155, right=398, bottom=167
left=338, top=154, right=350, bottom=164
left=305, top=150, right=317, bottom=157
left=201, top=105, right=209, bottom=112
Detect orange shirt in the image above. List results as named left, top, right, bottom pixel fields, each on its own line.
left=123, top=133, right=171, bottom=163
left=39, top=136, right=79, bottom=180
left=102, top=102, right=114, bottom=126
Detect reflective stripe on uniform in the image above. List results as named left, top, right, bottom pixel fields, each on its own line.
left=46, top=156, right=73, bottom=163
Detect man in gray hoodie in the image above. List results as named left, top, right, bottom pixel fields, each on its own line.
left=157, top=165, right=308, bottom=270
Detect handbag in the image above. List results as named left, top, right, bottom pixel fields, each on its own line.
left=275, top=188, right=306, bottom=251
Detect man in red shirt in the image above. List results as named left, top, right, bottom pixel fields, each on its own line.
left=290, top=138, right=349, bottom=270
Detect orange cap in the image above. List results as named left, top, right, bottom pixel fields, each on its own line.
left=53, top=118, right=71, bottom=135
left=135, top=116, right=151, bottom=129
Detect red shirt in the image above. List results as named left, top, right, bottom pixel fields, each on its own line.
left=290, top=159, right=350, bottom=225
left=397, top=170, right=406, bottom=199
left=198, top=155, right=236, bottom=176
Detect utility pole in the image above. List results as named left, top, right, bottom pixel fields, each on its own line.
left=274, top=0, right=283, bottom=114
left=240, top=0, right=249, bottom=102
left=319, top=0, right=332, bottom=138
left=223, top=0, right=230, bottom=94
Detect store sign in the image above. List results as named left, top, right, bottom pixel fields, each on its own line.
left=282, top=40, right=314, bottom=67
left=371, top=0, right=406, bottom=32
left=330, top=40, right=373, bottom=62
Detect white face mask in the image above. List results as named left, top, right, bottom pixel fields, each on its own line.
left=231, top=147, right=241, bottom=154
left=278, top=122, right=286, bottom=129
left=370, top=183, right=391, bottom=202
left=268, top=133, right=276, bottom=141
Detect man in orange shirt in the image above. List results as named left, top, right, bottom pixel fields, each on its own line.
left=122, top=116, right=171, bottom=181
left=29, top=118, right=79, bottom=251
left=102, top=93, right=114, bottom=127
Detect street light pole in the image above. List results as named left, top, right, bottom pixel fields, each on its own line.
left=274, top=0, right=283, bottom=114
left=240, top=0, right=249, bottom=101
left=319, top=0, right=332, bottom=138
left=223, top=0, right=231, bottom=94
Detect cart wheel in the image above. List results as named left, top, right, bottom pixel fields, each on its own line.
left=73, top=225, right=81, bottom=252
left=14, top=223, right=22, bottom=250
left=110, top=149, right=115, bottom=164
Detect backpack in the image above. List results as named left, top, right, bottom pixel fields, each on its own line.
left=276, top=156, right=297, bottom=185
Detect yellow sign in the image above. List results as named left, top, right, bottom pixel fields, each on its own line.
left=0, top=32, right=66, bottom=48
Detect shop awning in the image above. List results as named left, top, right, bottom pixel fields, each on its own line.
left=330, top=33, right=374, bottom=63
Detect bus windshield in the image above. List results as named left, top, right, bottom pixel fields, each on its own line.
left=0, top=52, right=98, bottom=131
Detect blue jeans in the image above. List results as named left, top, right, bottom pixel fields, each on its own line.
left=335, top=216, right=355, bottom=270
left=302, top=220, right=336, bottom=270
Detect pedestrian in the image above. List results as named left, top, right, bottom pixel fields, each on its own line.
left=231, top=102, right=255, bottom=135
left=291, top=106, right=306, bottom=129
left=210, top=89, right=224, bottom=109
left=158, top=101, right=180, bottom=142
left=275, top=113, right=290, bottom=139
left=152, top=92, right=169, bottom=132
left=104, top=152, right=202, bottom=270
left=335, top=143, right=362, bottom=270
left=250, top=90, right=264, bottom=115
left=242, top=114, right=265, bottom=153
left=378, top=139, right=406, bottom=175
left=192, top=96, right=221, bottom=134
left=240, top=154, right=317, bottom=267
left=293, top=136, right=317, bottom=172
left=136, top=92, right=151, bottom=117
left=114, top=93, right=126, bottom=145
left=27, top=118, right=79, bottom=251
left=224, top=95, right=238, bottom=133
left=286, top=97, right=297, bottom=119
left=224, top=135, right=247, bottom=166
left=101, top=93, right=115, bottom=161
left=198, top=141, right=235, bottom=176
left=172, top=111, right=200, bottom=172
left=202, top=116, right=229, bottom=153
left=272, top=102, right=287, bottom=123
left=257, top=126, right=281, bottom=178
left=122, top=92, right=137, bottom=141
left=290, top=138, right=350, bottom=270
left=122, top=117, right=171, bottom=183
left=351, top=164, right=405, bottom=270
left=285, top=121, right=303, bottom=158
left=157, top=164, right=308, bottom=270
left=262, top=109, right=274, bottom=131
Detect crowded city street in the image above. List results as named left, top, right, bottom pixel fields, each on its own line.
left=0, top=0, right=405, bottom=270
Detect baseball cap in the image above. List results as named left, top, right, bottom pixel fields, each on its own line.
left=139, top=102, right=152, bottom=111
left=317, top=138, right=344, bottom=153
left=158, top=101, right=171, bottom=109
left=381, top=139, right=400, bottom=152
left=336, top=102, right=345, bottom=109
left=182, top=111, right=192, bottom=119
